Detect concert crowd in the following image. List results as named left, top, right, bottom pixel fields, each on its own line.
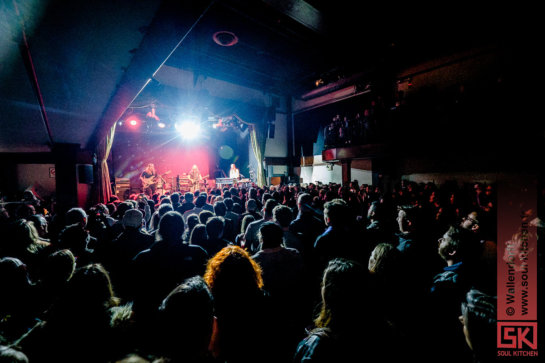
left=0, top=179, right=505, bottom=362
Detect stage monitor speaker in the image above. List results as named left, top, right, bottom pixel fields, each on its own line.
left=77, top=164, right=94, bottom=184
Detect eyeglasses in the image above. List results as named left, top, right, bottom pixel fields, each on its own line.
left=464, top=216, right=479, bottom=224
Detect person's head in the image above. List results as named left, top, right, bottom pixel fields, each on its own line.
left=204, top=245, right=263, bottom=297
left=0, top=257, right=32, bottom=292
left=136, top=193, right=147, bottom=204
left=9, top=219, right=42, bottom=254
left=460, top=211, right=480, bottom=232
left=15, top=203, right=36, bottom=219
left=41, top=249, right=76, bottom=286
left=245, top=199, right=257, bottom=213
left=323, top=199, right=348, bottom=227
left=157, top=203, right=174, bottom=217
left=186, top=214, right=200, bottom=232
left=160, top=197, right=172, bottom=205
left=213, top=201, right=227, bottom=217
left=396, top=205, right=421, bottom=234
left=170, top=192, right=180, bottom=205
left=249, top=188, right=258, bottom=200
left=158, top=276, right=215, bottom=359
left=272, top=205, right=293, bottom=228
left=65, top=207, right=88, bottom=227
left=232, top=202, right=243, bottom=214
left=199, top=210, right=214, bottom=225
left=258, top=222, right=284, bottom=249
left=184, top=192, right=194, bottom=203
left=315, top=258, right=368, bottom=331
left=60, top=263, right=118, bottom=313
left=438, top=225, right=474, bottom=264
left=459, top=289, right=496, bottom=359
left=240, top=214, right=255, bottom=234
left=223, top=197, right=234, bottom=211
left=263, top=198, right=279, bottom=219
left=367, top=200, right=386, bottom=222
left=195, top=195, right=207, bottom=208
left=122, top=209, right=143, bottom=229
left=189, top=224, right=208, bottom=246
left=114, top=202, right=134, bottom=219
left=297, top=193, right=313, bottom=214
left=206, top=217, right=225, bottom=239
left=0, top=345, right=29, bottom=362
left=156, top=211, right=185, bottom=243
left=368, top=243, right=399, bottom=275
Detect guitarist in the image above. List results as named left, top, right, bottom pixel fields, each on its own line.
left=188, top=164, right=202, bottom=192
left=140, top=163, right=157, bottom=196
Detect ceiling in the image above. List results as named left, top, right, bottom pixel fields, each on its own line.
left=0, top=0, right=515, bottom=153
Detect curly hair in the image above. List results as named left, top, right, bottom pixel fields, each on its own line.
left=204, top=245, right=264, bottom=296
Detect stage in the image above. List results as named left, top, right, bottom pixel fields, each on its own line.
left=110, top=123, right=251, bottom=199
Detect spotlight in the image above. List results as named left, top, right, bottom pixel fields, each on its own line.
left=158, top=122, right=166, bottom=128
left=129, top=119, right=138, bottom=126
left=175, top=120, right=201, bottom=139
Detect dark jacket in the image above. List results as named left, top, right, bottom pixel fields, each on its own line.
left=131, top=240, right=208, bottom=320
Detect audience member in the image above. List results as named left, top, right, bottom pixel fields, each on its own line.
left=15, top=264, right=132, bottom=363
left=272, top=205, right=303, bottom=253
left=204, top=246, right=273, bottom=363
left=34, top=249, right=76, bottom=318
left=459, top=289, right=497, bottom=363
left=153, top=276, right=216, bottom=362
left=0, top=345, right=29, bottom=362
left=131, top=211, right=208, bottom=325
left=289, top=193, right=325, bottom=263
left=101, top=209, right=155, bottom=300
left=251, top=222, right=306, bottom=360
left=203, top=217, right=231, bottom=258
left=294, top=258, right=399, bottom=362
left=0, top=257, right=39, bottom=343
left=182, top=213, right=200, bottom=242
left=243, top=198, right=278, bottom=254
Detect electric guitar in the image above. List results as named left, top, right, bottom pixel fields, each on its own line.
left=188, top=174, right=209, bottom=188
left=141, top=170, right=171, bottom=188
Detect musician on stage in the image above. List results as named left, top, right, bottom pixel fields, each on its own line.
left=188, top=164, right=202, bottom=192
left=140, top=163, right=157, bottom=196
left=229, top=163, right=240, bottom=179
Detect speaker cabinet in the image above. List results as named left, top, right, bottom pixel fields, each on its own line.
left=77, top=164, right=94, bottom=184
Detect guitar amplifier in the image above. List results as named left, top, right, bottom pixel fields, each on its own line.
left=115, top=178, right=131, bottom=200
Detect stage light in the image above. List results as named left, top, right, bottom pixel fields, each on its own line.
left=175, top=120, right=201, bottom=139
left=129, top=119, right=138, bottom=126
left=158, top=122, right=166, bottom=128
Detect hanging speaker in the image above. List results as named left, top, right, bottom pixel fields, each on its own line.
left=77, top=164, right=94, bottom=184
left=268, top=122, right=275, bottom=138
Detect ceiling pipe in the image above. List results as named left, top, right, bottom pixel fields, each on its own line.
left=13, top=0, right=54, bottom=149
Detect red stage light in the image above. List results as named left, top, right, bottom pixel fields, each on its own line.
left=129, top=119, right=138, bottom=126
